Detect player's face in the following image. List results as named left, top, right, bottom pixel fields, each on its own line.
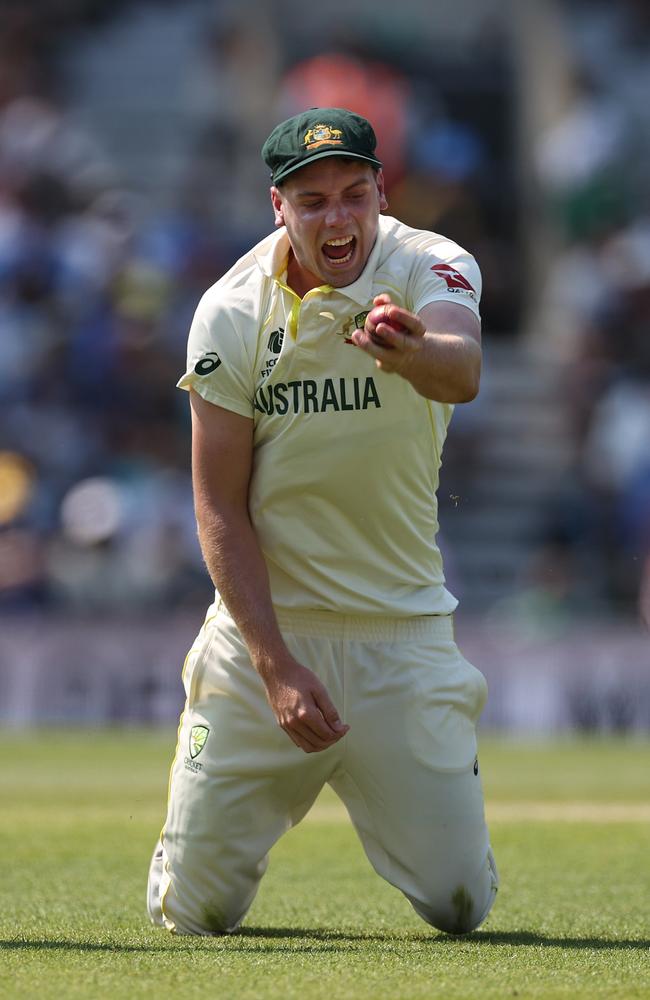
left=270, top=159, right=388, bottom=295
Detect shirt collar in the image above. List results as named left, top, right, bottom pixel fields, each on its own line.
left=252, top=228, right=291, bottom=278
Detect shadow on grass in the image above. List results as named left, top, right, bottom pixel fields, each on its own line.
left=242, top=927, right=650, bottom=951
left=2, top=928, right=649, bottom=954
left=458, top=930, right=650, bottom=951
left=1, top=939, right=161, bottom=954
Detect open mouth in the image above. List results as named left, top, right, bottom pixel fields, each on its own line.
left=322, top=235, right=356, bottom=266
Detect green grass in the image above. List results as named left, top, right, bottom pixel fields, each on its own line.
left=1, top=731, right=650, bottom=999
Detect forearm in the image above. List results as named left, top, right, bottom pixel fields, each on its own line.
left=189, top=390, right=347, bottom=753
left=197, top=505, right=288, bottom=677
left=351, top=297, right=482, bottom=404
left=403, top=331, right=481, bottom=403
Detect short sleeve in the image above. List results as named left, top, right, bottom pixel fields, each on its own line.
left=409, top=246, right=482, bottom=321
left=176, top=292, right=254, bottom=418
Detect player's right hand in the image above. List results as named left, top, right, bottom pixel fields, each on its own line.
left=261, top=658, right=349, bottom=753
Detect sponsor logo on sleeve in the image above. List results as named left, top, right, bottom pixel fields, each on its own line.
left=430, top=262, right=476, bottom=299
left=194, top=352, right=221, bottom=375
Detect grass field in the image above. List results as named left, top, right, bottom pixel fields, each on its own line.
left=1, top=731, right=649, bottom=999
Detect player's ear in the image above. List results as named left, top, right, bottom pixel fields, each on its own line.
left=376, top=170, right=388, bottom=211
left=270, top=186, right=285, bottom=228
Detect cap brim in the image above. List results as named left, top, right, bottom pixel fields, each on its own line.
left=274, top=150, right=382, bottom=185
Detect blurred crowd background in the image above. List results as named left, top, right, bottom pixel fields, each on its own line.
left=1, top=0, right=649, bottom=648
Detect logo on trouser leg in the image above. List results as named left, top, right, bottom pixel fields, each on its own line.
left=190, top=725, right=209, bottom=759
left=185, top=725, right=209, bottom=772
left=473, top=756, right=479, bottom=776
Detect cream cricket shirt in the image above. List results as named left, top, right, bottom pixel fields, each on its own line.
left=178, top=214, right=481, bottom=617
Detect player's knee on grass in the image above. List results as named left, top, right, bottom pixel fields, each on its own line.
left=408, top=886, right=484, bottom=935
left=406, top=848, right=499, bottom=935
left=162, top=890, right=248, bottom=936
left=154, top=838, right=262, bottom=936
left=160, top=873, right=255, bottom=936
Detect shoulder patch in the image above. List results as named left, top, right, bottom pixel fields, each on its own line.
left=430, top=262, right=475, bottom=293
left=194, top=352, right=221, bottom=375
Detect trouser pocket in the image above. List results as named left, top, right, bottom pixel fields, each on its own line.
left=407, top=641, right=487, bottom=772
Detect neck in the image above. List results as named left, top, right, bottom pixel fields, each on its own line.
left=287, top=250, right=322, bottom=298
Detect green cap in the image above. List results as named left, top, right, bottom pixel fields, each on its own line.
left=262, top=107, right=382, bottom=186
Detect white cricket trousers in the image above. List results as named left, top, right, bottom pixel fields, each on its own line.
left=147, top=604, right=498, bottom=935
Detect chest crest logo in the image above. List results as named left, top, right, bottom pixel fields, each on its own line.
left=338, top=310, right=370, bottom=344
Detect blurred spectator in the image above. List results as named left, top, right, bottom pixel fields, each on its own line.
left=277, top=51, right=410, bottom=191
left=531, top=5, right=650, bottom=621
left=0, top=91, right=205, bottom=609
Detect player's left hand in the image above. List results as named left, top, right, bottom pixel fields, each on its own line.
left=350, top=293, right=425, bottom=376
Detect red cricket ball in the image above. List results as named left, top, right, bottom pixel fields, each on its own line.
left=366, top=305, right=406, bottom=347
